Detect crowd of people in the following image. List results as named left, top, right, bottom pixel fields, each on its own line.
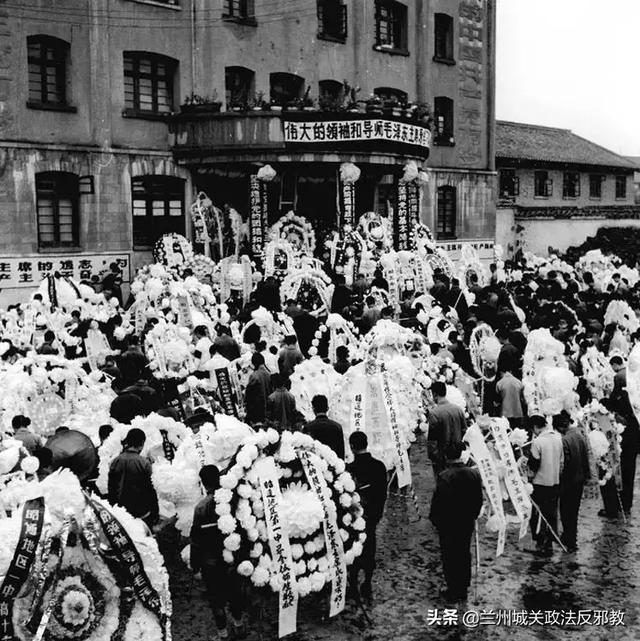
left=1, top=244, right=639, bottom=637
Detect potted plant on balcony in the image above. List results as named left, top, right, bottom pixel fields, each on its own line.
left=301, top=86, right=316, bottom=111
left=344, top=82, right=361, bottom=113
left=270, top=98, right=283, bottom=113
left=415, top=102, right=433, bottom=127
left=403, top=101, right=417, bottom=120
left=181, top=91, right=222, bottom=114
left=249, top=91, right=267, bottom=112
left=365, top=94, right=383, bottom=115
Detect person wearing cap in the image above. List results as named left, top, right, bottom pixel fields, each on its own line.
left=527, top=415, right=564, bottom=556
left=190, top=465, right=245, bottom=639
left=554, top=411, right=590, bottom=552
left=108, top=428, right=158, bottom=526
left=429, top=442, right=483, bottom=602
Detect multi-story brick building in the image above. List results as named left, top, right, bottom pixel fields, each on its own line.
left=495, top=121, right=639, bottom=256
left=0, top=0, right=496, bottom=304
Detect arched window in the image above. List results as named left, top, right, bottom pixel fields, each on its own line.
left=123, top=51, right=178, bottom=115
left=131, top=175, right=185, bottom=247
left=434, top=14, right=454, bottom=62
left=27, top=35, right=70, bottom=107
left=225, top=66, right=255, bottom=108
left=36, top=172, right=79, bottom=248
left=318, top=79, right=343, bottom=108
left=374, top=86, right=408, bottom=104
left=269, top=73, right=305, bottom=106
left=436, top=186, right=456, bottom=239
left=434, top=96, right=454, bottom=145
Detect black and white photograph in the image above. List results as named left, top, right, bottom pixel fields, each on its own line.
left=0, top=1, right=639, bottom=640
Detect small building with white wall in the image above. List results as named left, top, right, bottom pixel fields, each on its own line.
left=495, top=121, right=638, bottom=257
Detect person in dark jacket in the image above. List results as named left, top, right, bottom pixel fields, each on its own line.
left=427, top=381, right=467, bottom=475
left=190, top=465, right=245, bottom=638
left=277, top=335, right=304, bottom=378
left=108, top=428, right=158, bottom=526
left=333, top=345, right=352, bottom=375
left=118, top=335, right=148, bottom=385
left=331, top=275, right=353, bottom=315
left=244, top=352, right=272, bottom=425
left=496, top=327, right=521, bottom=375
left=119, top=378, right=160, bottom=416
left=554, top=412, right=591, bottom=552
left=303, top=395, right=345, bottom=459
left=347, top=431, right=387, bottom=600
left=213, top=325, right=241, bottom=362
left=266, top=374, right=300, bottom=431
left=429, top=442, right=483, bottom=602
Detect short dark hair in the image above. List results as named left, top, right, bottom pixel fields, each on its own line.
left=251, top=352, right=265, bottom=368
left=194, top=325, right=208, bottom=337
left=98, top=424, right=113, bottom=441
left=529, top=414, right=547, bottom=429
left=43, top=330, right=55, bottom=342
left=610, top=355, right=624, bottom=367
left=365, top=296, right=375, bottom=306
left=37, top=447, right=53, bottom=468
left=349, top=431, right=368, bottom=452
left=124, top=427, right=146, bottom=448
left=444, top=442, right=465, bottom=460
left=336, top=345, right=349, bottom=360
left=311, top=395, right=329, bottom=414
left=496, top=327, right=509, bottom=340
left=256, top=340, right=267, bottom=351
left=12, top=415, right=30, bottom=430
left=271, top=373, right=284, bottom=388
left=284, top=335, right=297, bottom=346
left=199, top=465, right=220, bottom=490
left=431, top=381, right=447, bottom=398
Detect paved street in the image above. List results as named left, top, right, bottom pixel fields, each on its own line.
left=161, top=440, right=640, bottom=641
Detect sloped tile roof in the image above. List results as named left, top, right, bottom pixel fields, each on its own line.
left=496, top=120, right=637, bottom=170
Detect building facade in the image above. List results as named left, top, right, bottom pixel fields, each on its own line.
left=0, top=0, right=496, bottom=304
left=495, top=121, right=639, bottom=256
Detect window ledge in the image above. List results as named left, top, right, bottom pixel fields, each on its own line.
left=126, top=0, right=181, bottom=9
left=373, top=44, right=410, bottom=57
left=317, top=32, right=347, bottom=43
left=38, top=246, right=82, bottom=254
left=433, top=55, right=456, bottom=66
left=437, top=236, right=457, bottom=241
left=616, top=197, right=628, bottom=201
left=222, top=14, right=257, bottom=26
left=27, top=101, right=77, bottom=114
left=562, top=196, right=578, bottom=200
left=589, top=197, right=602, bottom=201
left=434, top=137, right=455, bottom=147
left=122, top=108, right=172, bottom=121
left=534, top=195, right=550, bottom=200
left=133, top=244, right=154, bottom=251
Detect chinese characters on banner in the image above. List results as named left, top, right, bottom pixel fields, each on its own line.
left=379, top=364, right=411, bottom=487
left=256, top=457, right=298, bottom=638
left=89, top=500, right=169, bottom=641
left=297, top=450, right=347, bottom=617
left=458, top=0, right=485, bottom=167
left=490, top=419, right=532, bottom=535
left=175, top=295, right=194, bottom=330
left=0, top=254, right=130, bottom=290
left=214, top=367, right=238, bottom=417
left=283, top=119, right=431, bottom=149
left=0, top=497, right=45, bottom=641
left=436, top=239, right=495, bottom=261
left=396, top=181, right=409, bottom=250
left=249, top=175, right=269, bottom=254
left=464, top=423, right=507, bottom=556
left=341, top=182, right=355, bottom=227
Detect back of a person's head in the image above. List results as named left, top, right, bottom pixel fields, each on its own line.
left=311, top=394, right=329, bottom=414
left=444, top=442, right=465, bottom=461
left=209, top=343, right=219, bottom=356
left=99, top=424, right=113, bottom=441
left=610, top=355, right=624, bottom=367
left=349, top=430, right=368, bottom=452
left=110, top=393, right=142, bottom=424
left=496, top=327, right=509, bottom=340
left=124, top=427, right=146, bottom=449
left=529, top=414, right=547, bottom=430
left=128, top=335, right=139, bottom=347
left=336, top=345, right=349, bottom=360
left=365, top=296, right=375, bottom=306
left=37, top=446, right=53, bottom=468
left=44, top=330, right=55, bottom=342
left=447, top=330, right=458, bottom=343
left=12, top=414, right=30, bottom=430
left=251, top=352, right=265, bottom=368
left=431, top=381, right=447, bottom=398
left=285, top=335, right=297, bottom=346
left=335, top=275, right=346, bottom=286
left=194, top=324, right=208, bottom=337
left=271, top=373, right=284, bottom=388
left=256, top=340, right=267, bottom=352
left=199, top=464, right=220, bottom=490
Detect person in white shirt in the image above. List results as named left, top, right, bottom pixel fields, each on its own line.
left=193, top=325, right=213, bottom=375
left=527, top=415, right=564, bottom=557
left=256, top=340, right=279, bottom=373
left=204, top=344, right=231, bottom=390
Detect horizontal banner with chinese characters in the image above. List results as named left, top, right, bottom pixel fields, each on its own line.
left=436, top=239, right=495, bottom=261
left=283, top=118, right=431, bottom=149
left=0, top=253, right=131, bottom=289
